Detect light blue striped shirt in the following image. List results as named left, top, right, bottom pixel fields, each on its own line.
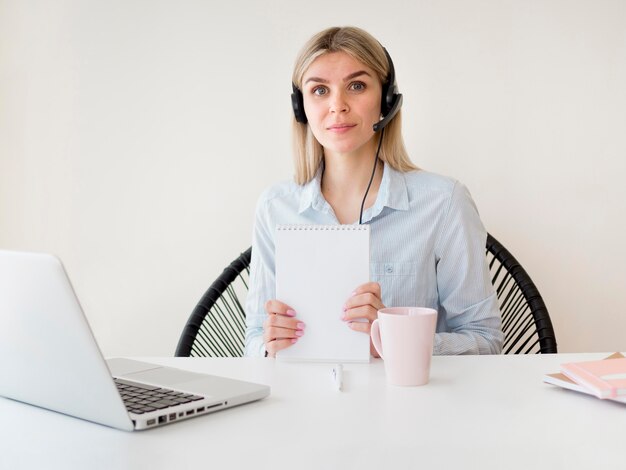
left=245, top=163, right=503, bottom=356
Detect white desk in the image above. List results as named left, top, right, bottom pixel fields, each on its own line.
left=1, top=353, right=624, bottom=470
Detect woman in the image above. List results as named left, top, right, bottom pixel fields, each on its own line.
left=245, top=26, right=503, bottom=357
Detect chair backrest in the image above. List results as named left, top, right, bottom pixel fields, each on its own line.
left=485, top=234, right=557, bottom=354
left=175, top=248, right=251, bottom=357
left=176, top=234, right=557, bottom=356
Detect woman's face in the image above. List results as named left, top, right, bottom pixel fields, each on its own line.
left=301, top=51, right=382, bottom=158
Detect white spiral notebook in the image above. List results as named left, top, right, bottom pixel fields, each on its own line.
left=275, top=224, right=371, bottom=363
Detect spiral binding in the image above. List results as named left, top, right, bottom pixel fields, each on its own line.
left=276, top=224, right=369, bottom=231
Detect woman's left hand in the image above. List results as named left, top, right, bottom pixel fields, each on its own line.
left=342, top=282, right=385, bottom=357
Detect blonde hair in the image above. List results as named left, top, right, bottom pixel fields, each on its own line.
left=291, top=26, right=417, bottom=185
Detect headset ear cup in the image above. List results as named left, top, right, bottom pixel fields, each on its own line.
left=380, top=84, right=400, bottom=119
left=386, top=92, right=400, bottom=117
left=380, top=82, right=391, bottom=116
left=380, top=48, right=401, bottom=119
left=291, top=85, right=307, bottom=124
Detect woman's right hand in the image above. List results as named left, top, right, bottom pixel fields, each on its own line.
left=263, top=300, right=305, bottom=357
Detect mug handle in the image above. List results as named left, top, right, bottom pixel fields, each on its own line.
left=370, top=319, right=384, bottom=359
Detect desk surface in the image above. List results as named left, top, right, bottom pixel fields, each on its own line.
left=1, top=353, right=625, bottom=470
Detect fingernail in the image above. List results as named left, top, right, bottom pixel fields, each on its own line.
left=342, top=306, right=347, bottom=312
left=351, top=291, right=357, bottom=297
left=297, top=322, right=306, bottom=329
left=291, top=338, right=298, bottom=344
left=341, top=315, right=347, bottom=321
left=286, top=309, right=296, bottom=317
left=295, top=330, right=304, bottom=337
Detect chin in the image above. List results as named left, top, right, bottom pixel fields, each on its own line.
left=327, top=140, right=373, bottom=156
left=320, top=136, right=365, bottom=152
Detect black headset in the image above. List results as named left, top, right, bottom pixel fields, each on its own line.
left=291, top=47, right=403, bottom=133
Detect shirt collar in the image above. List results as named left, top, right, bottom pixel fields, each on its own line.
left=365, top=162, right=410, bottom=221
left=298, top=162, right=410, bottom=218
left=298, top=165, right=326, bottom=214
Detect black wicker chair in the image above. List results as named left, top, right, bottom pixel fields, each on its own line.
left=175, top=234, right=557, bottom=356
left=175, top=248, right=251, bottom=357
left=485, top=234, right=557, bottom=354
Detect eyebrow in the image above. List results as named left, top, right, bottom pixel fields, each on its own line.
left=304, top=70, right=372, bottom=85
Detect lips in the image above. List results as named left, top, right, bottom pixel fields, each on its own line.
left=327, top=123, right=357, bottom=132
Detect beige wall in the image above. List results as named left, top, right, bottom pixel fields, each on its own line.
left=1, top=0, right=625, bottom=356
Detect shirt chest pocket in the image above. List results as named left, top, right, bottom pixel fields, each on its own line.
left=371, top=262, right=420, bottom=307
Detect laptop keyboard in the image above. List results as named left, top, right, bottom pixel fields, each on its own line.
left=114, top=378, right=204, bottom=415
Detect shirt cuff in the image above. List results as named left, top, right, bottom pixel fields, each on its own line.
left=245, top=333, right=266, bottom=358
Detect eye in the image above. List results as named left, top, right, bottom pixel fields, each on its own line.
left=349, top=81, right=366, bottom=92
left=312, top=86, right=328, bottom=96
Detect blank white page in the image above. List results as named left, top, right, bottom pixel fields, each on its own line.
left=275, top=225, right=370, bottom=363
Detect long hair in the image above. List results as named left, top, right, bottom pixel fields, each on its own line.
left=291, top=26, right=417, bottom=185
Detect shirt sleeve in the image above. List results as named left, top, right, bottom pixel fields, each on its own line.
left=433, top=182, right=504, bottom=355
left=244, top=194, right=275, bottom=357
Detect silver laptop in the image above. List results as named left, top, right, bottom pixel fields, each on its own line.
left=0, top=250, right=269, bottom=431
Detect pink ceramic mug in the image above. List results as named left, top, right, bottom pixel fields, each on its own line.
left=371, top=307, right=438, bottom=386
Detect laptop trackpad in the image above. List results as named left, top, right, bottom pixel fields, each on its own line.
left=122, top=367, right=205, bottom=387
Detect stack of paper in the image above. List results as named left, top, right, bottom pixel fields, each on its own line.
left=275, top=224, right=371, bottom=363
left=543, top=352, right=626, bottom=404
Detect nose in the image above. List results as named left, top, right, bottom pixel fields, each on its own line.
left=329, top=90, right=349, bottom=114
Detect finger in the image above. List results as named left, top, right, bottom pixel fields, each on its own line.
left=343, top=305, right=378, bottom=323
left=265, top=338, right=299, bottom=357
left=347, top=320, right=371, bottom=334
left=344, top=292, right=385, bottom=312
left=263, top=325, right=305, bottom=344
left=263, top=314, right=305, bottom=331
left=265, top=299, right=296, bottom=317
left=351, top=282, right=381, bottom=299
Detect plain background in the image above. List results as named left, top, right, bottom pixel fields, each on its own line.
left=1, top=0, right=625, bottom=357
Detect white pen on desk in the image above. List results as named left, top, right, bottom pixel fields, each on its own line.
left=332, top=364, right=343, bottom=391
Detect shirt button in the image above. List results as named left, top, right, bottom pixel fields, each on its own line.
left=385, top=264, right=394, bottom=274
